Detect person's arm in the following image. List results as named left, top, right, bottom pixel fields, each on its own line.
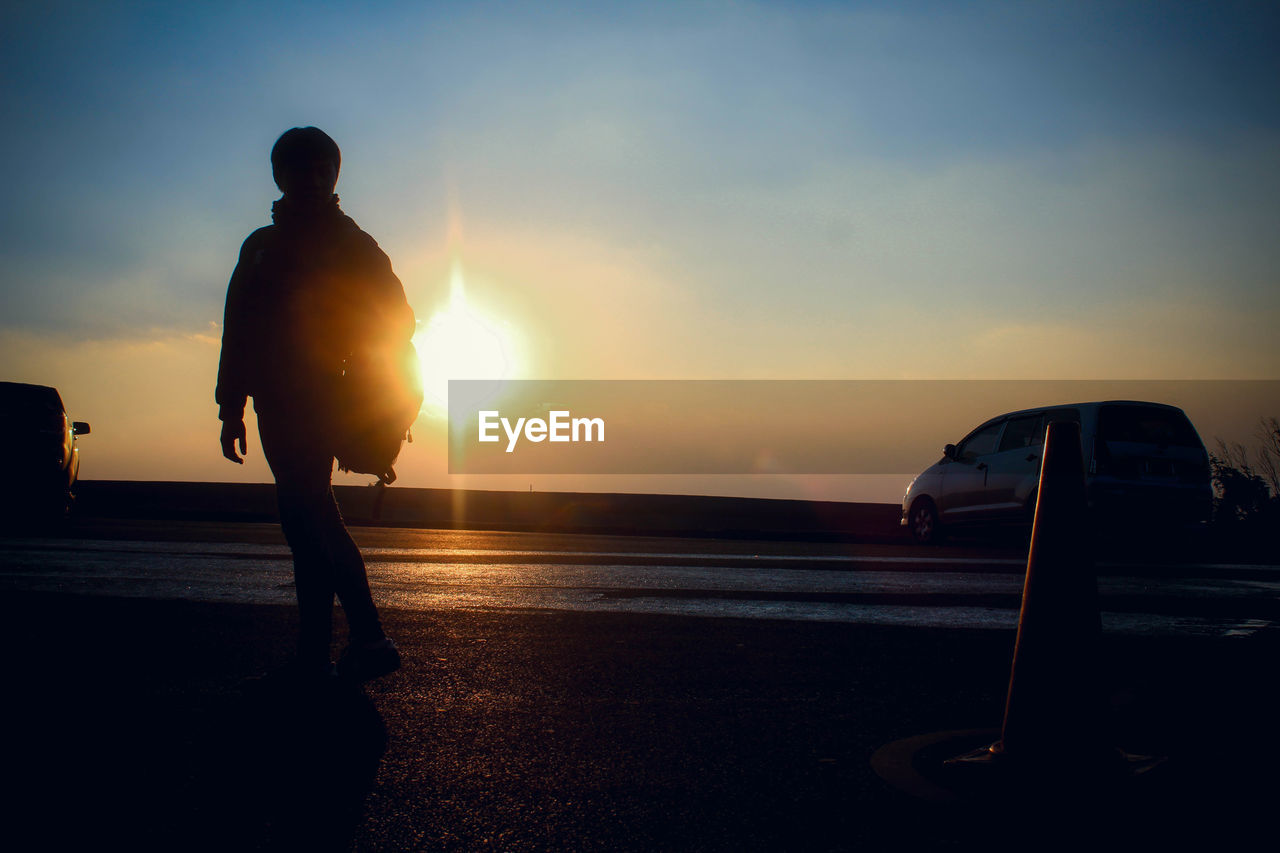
left=216, top=233, right=259, bottom=463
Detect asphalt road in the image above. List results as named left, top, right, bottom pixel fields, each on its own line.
left=3, top=520, right=1278, bottom=850
left=4, top=519, right=1277, bottom=637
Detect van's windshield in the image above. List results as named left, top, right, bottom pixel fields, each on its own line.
left=1098, top=404, right=1201, bottom=447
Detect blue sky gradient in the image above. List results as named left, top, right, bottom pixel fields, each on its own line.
left=2, top=1, right=1277, bottom=491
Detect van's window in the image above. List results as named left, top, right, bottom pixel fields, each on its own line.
left=1098, top=405, right=1200, bottom=447
left=957, top=422, right=1003, bottom=460
left=999, top=414, right=1044, bottom=452
left=1045, top=408, right=1080, bottom=425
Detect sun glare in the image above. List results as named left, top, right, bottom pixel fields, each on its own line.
left=412, top=264, right=518, bottom=415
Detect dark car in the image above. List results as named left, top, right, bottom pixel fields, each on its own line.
left=0, top=382, right=90, bottom=522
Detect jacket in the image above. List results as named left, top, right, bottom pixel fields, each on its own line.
left=216, top=198, right=415, bottom=421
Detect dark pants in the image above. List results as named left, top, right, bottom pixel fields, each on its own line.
left=257, top=404, right=383, bottom=666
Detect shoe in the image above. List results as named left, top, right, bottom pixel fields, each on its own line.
left=337, top=636, right=401, bottom=683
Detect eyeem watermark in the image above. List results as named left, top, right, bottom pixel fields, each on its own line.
left=449, top=379, right=1280, bottom=474
left=479, top=410, right=605, bottom=453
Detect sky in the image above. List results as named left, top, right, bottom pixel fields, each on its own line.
left=2, top=1, right=1278, bottom=502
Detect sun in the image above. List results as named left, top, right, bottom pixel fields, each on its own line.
left=412, top=263, right=518, bottom=416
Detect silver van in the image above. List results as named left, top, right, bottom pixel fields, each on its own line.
left=901, top=400, right=1211, bottom=543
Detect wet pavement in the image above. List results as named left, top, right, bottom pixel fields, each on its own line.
left=3, top=522, right=1278, bottom=637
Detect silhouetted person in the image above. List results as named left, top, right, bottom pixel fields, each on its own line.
left=217, top=127, right=412, bottom=685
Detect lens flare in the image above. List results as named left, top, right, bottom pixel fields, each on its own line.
left=413, top=263, right=517, bottom=416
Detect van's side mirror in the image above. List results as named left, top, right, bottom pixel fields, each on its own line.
left=72, top=421, right=91, bottom=436
left=943, top=443, right=957, bottom=460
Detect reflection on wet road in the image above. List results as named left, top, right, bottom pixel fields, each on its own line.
left=2, top=526, right=1277, bottom=638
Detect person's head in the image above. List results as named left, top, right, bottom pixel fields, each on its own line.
left=271, top=127, right=341, bottom=200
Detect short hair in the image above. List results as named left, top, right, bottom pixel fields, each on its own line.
left=270, top=127, right=341, bottom=191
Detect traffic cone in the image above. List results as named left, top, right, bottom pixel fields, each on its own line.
left=949, top=420, right=1114, bottom=774
left=994, top=419, right=1108, bottom=765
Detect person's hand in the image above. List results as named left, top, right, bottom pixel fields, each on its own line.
left=221, top=419, right=247, bottom=464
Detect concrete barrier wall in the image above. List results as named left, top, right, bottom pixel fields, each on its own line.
left=73, top=480, right=903, bottom=541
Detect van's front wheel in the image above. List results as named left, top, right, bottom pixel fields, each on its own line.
left=909, top=499, right=942, bottom=544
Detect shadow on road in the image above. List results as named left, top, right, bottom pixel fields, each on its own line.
left=5, top=593, right=390, bottom=851
left=195, top=683, right=388, bottom=851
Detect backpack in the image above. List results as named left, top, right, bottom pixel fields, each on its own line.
left=334, top=336, right=424, bottom=484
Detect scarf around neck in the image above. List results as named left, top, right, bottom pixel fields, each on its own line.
left=271, top=194, right=345, bottom=228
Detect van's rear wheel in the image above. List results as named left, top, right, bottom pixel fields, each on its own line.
left=909, top=499, right=942, bottom=544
